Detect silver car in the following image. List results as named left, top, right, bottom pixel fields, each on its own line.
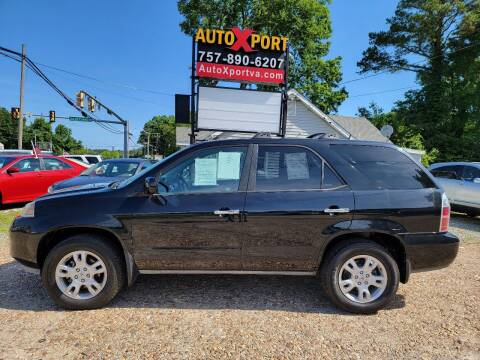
left=428, top=162, right=480, bottom=217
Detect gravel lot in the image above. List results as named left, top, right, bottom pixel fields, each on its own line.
left=0, top=213, right=479, bottom=359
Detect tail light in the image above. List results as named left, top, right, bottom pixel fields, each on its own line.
left=440, top=193, right=450, bottom=232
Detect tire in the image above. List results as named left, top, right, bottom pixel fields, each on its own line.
left=320, top=239, right=399, bottom=314
left=41, top=234, right=125, bottom=310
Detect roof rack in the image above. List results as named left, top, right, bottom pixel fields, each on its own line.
left=253, top=132, right=273, bottom=138
left=307, top=133, right=340, bottom=140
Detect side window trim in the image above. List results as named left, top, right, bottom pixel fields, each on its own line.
left=250, top=144, right=347, bottom=193
left=155, top=144, right=254, bottom=195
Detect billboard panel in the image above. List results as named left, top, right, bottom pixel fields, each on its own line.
left=197, top=87, right=282, bottom=134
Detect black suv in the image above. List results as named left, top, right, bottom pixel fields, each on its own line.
left=10, top=139, right=459, bottom=313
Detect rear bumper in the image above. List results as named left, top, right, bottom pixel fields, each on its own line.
left=403, top=232, right=459, bottom=273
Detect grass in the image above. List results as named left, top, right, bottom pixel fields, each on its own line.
left=0, top=210, right=21, bottom=233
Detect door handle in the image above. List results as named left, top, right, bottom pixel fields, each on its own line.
left=214, top=209, right=240, bottom=216
left=324, top=208, right=350, bottom=214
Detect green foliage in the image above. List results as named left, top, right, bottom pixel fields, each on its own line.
left=357, top=102, right=438, bottom=166
left=138, top=115, right=177, bottom=157
left=0, top=112, right=83, bottom=154
left=177, top=0, right=347, bottom=113
left=358, top=0, right=480, bottom=162
left=0, top=107, right=20, bottom=149
left=52, top=124, right=83, bottom=154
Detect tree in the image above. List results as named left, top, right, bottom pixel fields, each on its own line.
left=138, top=115, right=177, bottom=157
left=52, top=124, right=83, bottom=154
left=0, top=107, right=19, bottom=149
left=177, top=0, right=347, bottom=113
left=357, top=0, right=480, bottom=161
left=357, top=102, right=438, bottom=165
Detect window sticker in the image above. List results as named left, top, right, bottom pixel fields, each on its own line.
left=264, top=151, right=280, bottom=179
left=194, top=158, right=218, bottom=185
left=217, top=152, right=242, bottom=180
left=285, top=152, right=309, bottom=180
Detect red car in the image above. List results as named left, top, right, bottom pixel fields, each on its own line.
left=0, top=154, right=87, bottom=205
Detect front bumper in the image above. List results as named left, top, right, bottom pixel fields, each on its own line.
left=403, top=232, right=459, bottom=273
left=9, top=217, right=43, bottom=269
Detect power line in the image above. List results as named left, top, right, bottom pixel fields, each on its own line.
left=339, top=41, right=480, bottom=85
left=34, top=61, right=174, bottom=97
left=0, top=46, right=124, bottom=135
left=348, top=86, right=415, bottom=98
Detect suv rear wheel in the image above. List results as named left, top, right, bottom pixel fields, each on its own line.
left=320, top=240, right=399, bottom=314
left=41, top=234, right=125, bottom=310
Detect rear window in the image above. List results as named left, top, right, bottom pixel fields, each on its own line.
left=331, top=145, right=435, bottom=190
left=85, top=156, right=100, bottom=164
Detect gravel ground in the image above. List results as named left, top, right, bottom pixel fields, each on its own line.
left=0, top=214, right=478, bottom=360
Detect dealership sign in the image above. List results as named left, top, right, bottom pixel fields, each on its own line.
left=195, top=27, right=288, bottom=84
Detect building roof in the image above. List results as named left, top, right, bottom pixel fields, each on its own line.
left=286, top=89, right=389, bottom=143
left=329, top=115, right=391, bottom=143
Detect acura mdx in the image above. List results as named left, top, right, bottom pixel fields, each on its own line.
left=10, top=139, right=459, bottom=313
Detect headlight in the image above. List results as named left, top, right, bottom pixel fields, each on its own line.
left=21, top=202, right=35, bottom=218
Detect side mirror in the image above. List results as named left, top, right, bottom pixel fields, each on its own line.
left=473, top=178, right=480, bottom=184
left=6, top=167, right=20, bottom=175
left=144, top=177, right=157, bottom=195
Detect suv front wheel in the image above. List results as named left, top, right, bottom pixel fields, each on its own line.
left=41, top=234, right=125, bottom=310
left=321, top=240, right=400, bottom=314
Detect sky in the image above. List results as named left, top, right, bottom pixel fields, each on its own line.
left=0, top=0, right=418, bottom=150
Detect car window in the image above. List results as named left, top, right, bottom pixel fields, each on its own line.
left=462, top=166, right=480, bottom=181
left=430, top=165, right=463, bottom=180
left=159, top=146, right=247, bottom=194
left=86, top=156, right=100, bottom=164
left=43, top=158, right=72, bottom=171
left=255, top=146, right=323, bottom=191
left=12, top=158, right=41, bottom=173
left=85, top=161, right=140, bottom=177
left=0, top=157, right=15, bottom=168
left=140, top=161, right=156, bottom=171
left=323, top=165, right=344, bottom=189
left=331, top=145, right=436, bottom=190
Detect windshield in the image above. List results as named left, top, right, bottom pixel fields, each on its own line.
left=0, top=157, right=15, bottom=168
left=81, top=160, right=141, bottom=177
left=119, top=148, right=191, bottom=188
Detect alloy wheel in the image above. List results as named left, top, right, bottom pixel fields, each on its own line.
left=55, top=250, right=107, bottom=300
left=338, top=255, right=388, bottom=303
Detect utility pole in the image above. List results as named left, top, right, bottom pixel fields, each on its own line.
left=18, top=44, right=26, bottom=149
left=146, top=132, right=150, bottom=159
left=123, top=121, right=129, bottom=158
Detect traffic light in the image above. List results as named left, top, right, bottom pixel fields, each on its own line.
left=76, top=91, right=85, bottom=108
left=88, top=97, right=95, bottom=112
left=10, top=107, right=20, bottom=120
left=49, top=110, right=56, bottom=123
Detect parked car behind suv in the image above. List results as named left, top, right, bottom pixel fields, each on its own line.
left=428, top=162, right=480, bottom=217
left=49, top=158, right=157, bottom=193
left=10, top=139, right=459, bottom=313
left=0, top=154, right=86, bottom=205
left=63, top=154, right=102, bottom=166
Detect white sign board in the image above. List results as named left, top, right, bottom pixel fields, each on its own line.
left=194, top=158, right=217, bottom=186
left=198, top=87, right=282, bottom=133
left=217, top=152, right=242, bottom=180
